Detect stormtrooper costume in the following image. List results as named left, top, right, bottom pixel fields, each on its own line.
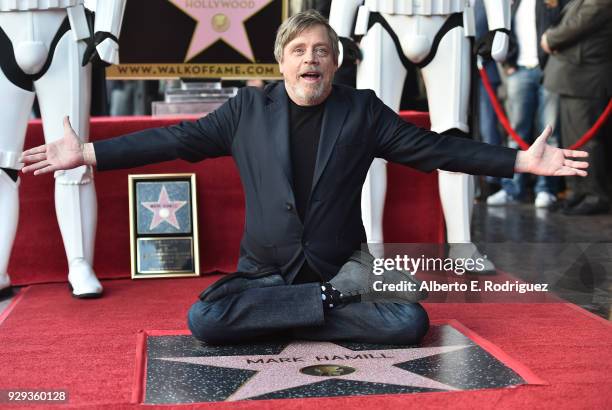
left=329, top=0, right=510, bottom=268
left=0, top=0, right=125, bottom=297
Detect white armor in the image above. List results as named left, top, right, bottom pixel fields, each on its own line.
left=330, top=0, right=510, bottom=266
left=0, top=0, right=126, bottom=297
left=0, top=0, right=82, bottom=11
left=361, top=0, right=467, bottom=15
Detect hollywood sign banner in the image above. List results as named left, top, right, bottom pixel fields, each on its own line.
left=107, top=0, right=287, bottom=79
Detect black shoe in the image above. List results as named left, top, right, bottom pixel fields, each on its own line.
left=0, top=285, right=14, bottom=301
left=562, top=197, right=610, bottom=216
left=199, top=269, right=284, bottom=302
left=330, top=251, right=428, bottom=303
left=562, top=194, right=587, bottom=210
left=549, top=194, right=580, bottom=213
left=481, top=181, right=502, bottom=201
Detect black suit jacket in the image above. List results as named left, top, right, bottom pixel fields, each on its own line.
left=543, top=0, right=612, bottom=98
left=94, top=83, right=517, bottom=282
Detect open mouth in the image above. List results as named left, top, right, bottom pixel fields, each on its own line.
left=300, top=71, right=322, bottom=82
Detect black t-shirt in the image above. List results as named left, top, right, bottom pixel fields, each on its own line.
left=289, top=98, right=325, bottom=284
left=289, top=98, right=325, bottom=222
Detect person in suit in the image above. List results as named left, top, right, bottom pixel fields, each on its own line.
left=474, top=0, right=504, bottom=195
left=541, top=0, right=612, bottom=215
left=21, top=11, right=588, bottom=345
left=486, top=0, right=569, bottom=209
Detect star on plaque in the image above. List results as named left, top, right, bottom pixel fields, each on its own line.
left=158, top=341, right=470, bottom=401
left=141, top=185, right=187, bottom=230
left=168, top=0, right=274, bottom=61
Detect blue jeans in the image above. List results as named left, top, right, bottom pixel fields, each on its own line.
left=479, top=80, right=503, bottom=184
left=501, top=66, right=560, bottom=199
left=187, top=257, right=429, bottom=345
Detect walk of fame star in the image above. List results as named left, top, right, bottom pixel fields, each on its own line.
left=158, top=341, right=471, bottom=401
left=168, top=0, right=274, bottom=62
left=141, top=185, right=187, bottom=230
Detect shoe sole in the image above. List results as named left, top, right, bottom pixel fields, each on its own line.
left=68, top=284, right=103, bottom=299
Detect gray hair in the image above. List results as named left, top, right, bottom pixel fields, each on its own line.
left=274, top=10, right=340, bottom=64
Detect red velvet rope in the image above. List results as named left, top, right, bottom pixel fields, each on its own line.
left=479, top=67, right=612, bottom=150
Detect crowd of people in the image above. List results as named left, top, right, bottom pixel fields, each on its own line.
left=481, top=0, right=611, bottom=215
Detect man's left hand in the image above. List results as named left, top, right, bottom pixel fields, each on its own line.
left=515, top=125, right=589, bottom=177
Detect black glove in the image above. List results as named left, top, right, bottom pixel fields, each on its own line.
left=82, top=31, right=118, bottom=67
left=474, top=31, right=496, bottom=61
left=339, top=36, right=362, bottom=66
left=474, top=28, right=511, bottom=61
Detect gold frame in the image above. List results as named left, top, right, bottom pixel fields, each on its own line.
left=128, top=173, right=200, bottom=279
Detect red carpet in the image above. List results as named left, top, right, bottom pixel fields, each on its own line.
left=10, top=112, right=444, bottom=286
left=0, top=278, right=610, bottom=408
left=5, top=113, right=609, bottom=408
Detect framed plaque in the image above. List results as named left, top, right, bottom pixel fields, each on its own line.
left=128, top=174, right=200, bottom=278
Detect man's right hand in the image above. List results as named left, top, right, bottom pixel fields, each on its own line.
left=21, top=116, right=89, bottom=175
left=540, top=32, right=552, bottom=54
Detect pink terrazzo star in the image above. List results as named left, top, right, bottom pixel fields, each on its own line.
left=159, top=341, right=471, bottom=401
left=168, top=0, right=273, bottom=61
left=141, top=185, right=187, bottom=230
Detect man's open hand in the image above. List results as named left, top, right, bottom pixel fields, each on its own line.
left=21, top=116, right=86, bottom=175
left=515, top=125, right=589, bottom=177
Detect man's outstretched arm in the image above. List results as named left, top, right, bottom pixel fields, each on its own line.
left=21, top=117, right=94, bottom=175
left=371, top=92, right=589, bottom=178
left=22, top=88, right=244, bottom=174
